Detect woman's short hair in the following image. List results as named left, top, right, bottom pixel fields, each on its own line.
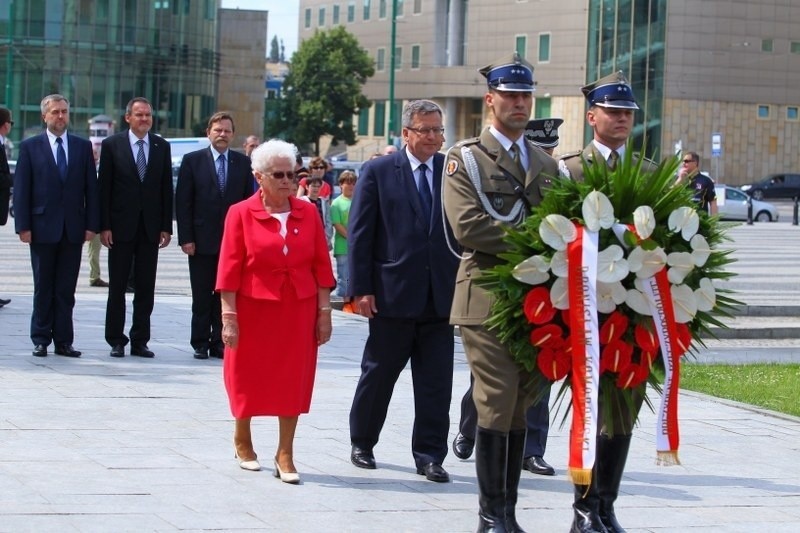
left=338, top=170, right=357, bottom=184
left=309, top=156, right=327, bottom=170
left=251, top=139, right=297, bottom=173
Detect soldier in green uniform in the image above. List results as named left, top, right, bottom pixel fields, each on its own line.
left=560, top=71, right=655, bottom=533
left=443, top=52, right=558, bottom=533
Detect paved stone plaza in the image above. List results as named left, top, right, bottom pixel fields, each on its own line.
left=1, top=220, right=799, bottom=532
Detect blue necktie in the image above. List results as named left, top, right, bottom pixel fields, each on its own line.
left=136, top=139, right=146, bottom=181
left=417, top=163, right=432, bottom=227
left=217, top=154, right=227, bottom=194
left=56, top=137, right=67, bottom=181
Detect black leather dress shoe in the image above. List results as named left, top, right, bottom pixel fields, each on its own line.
left=350, top=446, right=376, bottom=469
left=452, top=432, right=475, bottom=460
left=110, top=344, right=125, bottom=358
left=131, top=344, right=155, bottom=358
left=523, top=455, right=555, bottom=476
left=89, top=278, right=109, bottom=287
left=32, top=344, right=47, bottom=357
left=193, top=347, right=209, bottom=360
left=0, top=298, right=10, bottom=307
left=54, top=344, right=82, bottom=357
left=416, top=463, right=450, bottom=483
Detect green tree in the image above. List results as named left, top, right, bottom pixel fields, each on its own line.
left=269, top=35, right=280, bottom=63
left=267, top=26, right=374, bottom=155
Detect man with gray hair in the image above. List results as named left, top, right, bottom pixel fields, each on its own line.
left=13, top=94, right=99, bottom=357
left=347, top=99, right=459, bottom=483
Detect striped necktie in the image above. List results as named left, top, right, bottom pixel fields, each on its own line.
left=135, top=139, right=146, bottom=181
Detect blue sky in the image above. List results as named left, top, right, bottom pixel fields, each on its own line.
left=221, top=0, right=300, bottom=58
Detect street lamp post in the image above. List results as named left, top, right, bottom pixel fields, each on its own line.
left=387, top=0, right=397, bottom=146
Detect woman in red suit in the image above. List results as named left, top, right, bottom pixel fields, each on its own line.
left=216, top=139, right=336, bottom=483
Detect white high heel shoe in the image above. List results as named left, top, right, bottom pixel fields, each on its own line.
left=234, top=452, right=261, bottom=471
left=273, top=460, right=300, bottom=484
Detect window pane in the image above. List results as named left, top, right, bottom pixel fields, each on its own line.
left=414, top=0, right=422, bottom=14
left=515, top=36, right=527, bottom=58
left=333, top=5, right=340, bottom=24
left=535, top=97, right=551, bottom=119
left=377, top=48, right=385, bottom=71
left=791, top=42, right=800, bottom=54
left=761, top=39, right=773, bottom=52
left=348, top=2, right=355, bottom=22
left=758, top=105, right=770, bottom=118
left=539, top=33, right=551, bottom=62
left=319, top=6, right=326, bottom=26
left=358, top=107, right=370, bottom=135
left=788, top=107, right=799, bottom=120
left=411, top=45, right=420, bottom=69
left=394, top=46, right=402, bottom=70
left=379, top=0, right=387, bottom=18
left=397, top=0, right=404, bottom=16
left=374, top=101, right=386, bottom=137
left=363, top=0, right=371, bottom=20
left=305, top=8, right=311, bottom=28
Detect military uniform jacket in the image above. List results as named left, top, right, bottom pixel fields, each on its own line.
left=559, top=142, right=656, bottom=181
left=443, top=128, right=558, bottom=326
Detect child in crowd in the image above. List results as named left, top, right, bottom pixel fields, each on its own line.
left=330, top=171, right=357, bottom=313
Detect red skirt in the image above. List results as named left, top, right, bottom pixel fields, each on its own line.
left=223, top=293, right=319, bottom=418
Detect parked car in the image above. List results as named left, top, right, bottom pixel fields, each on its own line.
left=716, top=185, right=778, bottom=222
left=740, top=173, right=800, bottom=200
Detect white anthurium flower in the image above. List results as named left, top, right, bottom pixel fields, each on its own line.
left=690, top=234, right=712, bottom=267
left=512, top=255, right=551, bottom=285
left=539, top=214, right=577, bottom=251
left=597, top=281, right=627, bottom=313
left=695, top=277, right=717, bottom=312
left=596, top=245, right=629, bottom=283
left=671, top=283, right=698, bottom=323
left=667, top=252, right=694, bottom=284
left=582, top=190, right=616, bottom=232
left=632, top=205, right=656, bottom=240
left=668, top=206, right=700, bottom=241
left=628, top=246, right=667, bottom=279
left=625, top=288, right=652, bottom=316
left=550, top=250, right=568, bottom=278
left=550, top=277, right=570, bottom=310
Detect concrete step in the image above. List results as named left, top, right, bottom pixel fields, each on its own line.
left=705, top=315, right=800, bottom=339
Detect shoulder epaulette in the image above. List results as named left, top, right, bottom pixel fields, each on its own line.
left=454, top=137, right=480, bottom=148
left=559, top=149, right=583, bottom=161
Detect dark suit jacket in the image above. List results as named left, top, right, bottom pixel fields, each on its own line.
left=13, top=132, right=99, bottom=243
left=347, top=149, right=458, bottom=318
left=175, top=147, right=253, bottom=255
left=98, top=131, right=173, bottom=242
left=0, top=141, right=10, bottom=225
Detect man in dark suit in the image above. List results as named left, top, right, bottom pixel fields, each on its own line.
left=13, top=94, right=99, bottom=357
left=175, top=112, right=253, bottom=360
left=0, top=107, right=13, bottom=309
left=347, top=99, right=459, bottom=483
left=98, top=97, right=173, bottom=358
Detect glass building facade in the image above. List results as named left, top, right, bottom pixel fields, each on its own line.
left=0, top=0, right=220, bottom=147
left=585, top=0, right=667, bottom=157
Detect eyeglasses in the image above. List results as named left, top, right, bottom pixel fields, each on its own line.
left=8, top=121, right=13, bottom=126
left=682, top=159, right=696, bottom=164
left=265, top=171, right=295, bottom=180
left=407, top=127, right=445, bottom=135
left=310, top=165, right=326, bottom=170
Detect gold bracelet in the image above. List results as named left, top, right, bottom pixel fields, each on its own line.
left=318, top=306, right=332, bottom=312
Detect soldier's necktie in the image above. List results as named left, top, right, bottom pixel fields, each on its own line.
left=608, top=150, right=619, bottom=170
left=56, top=137, right=67, bottom=181
left=217, top=154, right=227, bottom=194
left=510, top=143, right=524, bottom=174
left=417, top=163, right=432, bottom=227
left=135, top=139, right=147, bottom=181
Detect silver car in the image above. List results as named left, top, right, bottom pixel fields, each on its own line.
left=715, top=185, right=778, bottom=222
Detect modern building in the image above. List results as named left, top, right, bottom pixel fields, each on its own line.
left=0, top=1, right=266, bottom=155
left=217, top=8, right=268, bottom=148
left=298, top=0, right=800, bottom=184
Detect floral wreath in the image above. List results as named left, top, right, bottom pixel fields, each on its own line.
left=480, top=148, right=739, bottom=482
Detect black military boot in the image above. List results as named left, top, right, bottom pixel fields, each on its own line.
left=596, top=434, right=632, bottom=533
left=475, top=427, right=509, bottom=533
left=504, top=429, right=527, bottom=533
left=570, top=478, right=608, bottom=533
